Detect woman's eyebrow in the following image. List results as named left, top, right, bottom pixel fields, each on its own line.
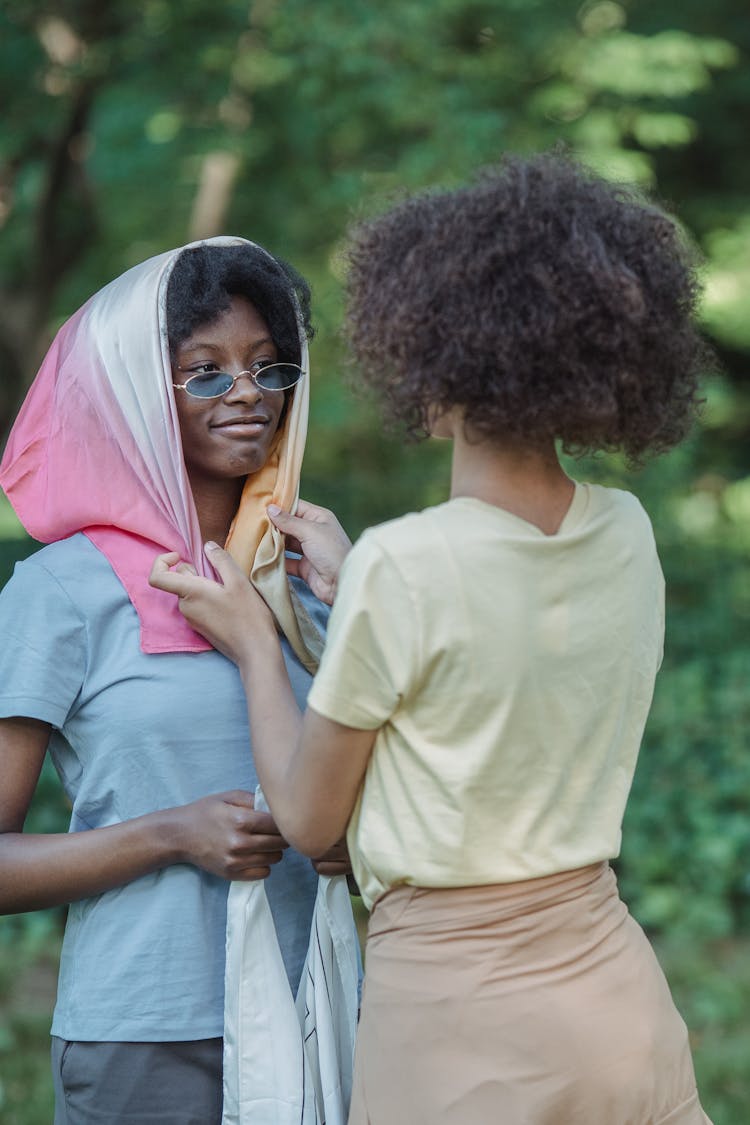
left=178, top=335, right=276, bottom=356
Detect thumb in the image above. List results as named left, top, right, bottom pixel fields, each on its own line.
left=203, top=541, right=245, bottom=585
left=267, top=504, right=301, bottom=534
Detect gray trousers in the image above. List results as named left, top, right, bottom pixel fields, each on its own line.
left=51, top=1036, right=223, bottom=1124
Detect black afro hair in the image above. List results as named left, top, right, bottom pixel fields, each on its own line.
left=166, top=241, right=313, bottom=367
left=344, top=151, right=712, bottom=462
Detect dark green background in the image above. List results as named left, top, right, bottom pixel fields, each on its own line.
left=1, top=1, right=749, bottom=1120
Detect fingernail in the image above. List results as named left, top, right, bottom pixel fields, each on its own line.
left=205, top=541, right=219, bottom=552
left=267, top=504, right=281, bottom=517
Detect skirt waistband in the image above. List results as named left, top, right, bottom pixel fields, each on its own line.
left=368, top=862, right=618, bottom=939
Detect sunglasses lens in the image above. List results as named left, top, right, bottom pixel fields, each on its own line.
left=254, top=363, right=303, bottom=391
left=185, top=372, right=234, bottom=398
left=181, top=365, right=303, bottom=397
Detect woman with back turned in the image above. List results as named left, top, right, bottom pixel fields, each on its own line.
left=152, top=154, right=713, bottom=1124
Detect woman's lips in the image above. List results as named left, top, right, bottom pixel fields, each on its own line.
left=212, top=415, right=270, bottom=436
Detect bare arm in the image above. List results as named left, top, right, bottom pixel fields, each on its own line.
left=150, top=546, right=377, bottom=857
left=237, top=625, right=376, bottom=855
left=0, top=716, right=288, bottom=915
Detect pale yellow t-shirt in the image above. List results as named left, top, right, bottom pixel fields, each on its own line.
left=307, top=483, right=664, bottom=909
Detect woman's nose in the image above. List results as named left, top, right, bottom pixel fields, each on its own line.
left=222, top=372, right=263, bottom=404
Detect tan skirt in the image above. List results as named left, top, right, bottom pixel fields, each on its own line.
left=349, top=864, right=711, bottom=1125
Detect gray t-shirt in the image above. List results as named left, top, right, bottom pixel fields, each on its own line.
left=0, top=533, right=326, bottom=1041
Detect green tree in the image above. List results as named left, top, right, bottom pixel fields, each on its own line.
left=1, top=3, right=749, bottom=1119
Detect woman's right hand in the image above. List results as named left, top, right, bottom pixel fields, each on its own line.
left=0, top=711, right=288, bottom=913
left=170, top=789, right=288, bottom=881
left=268, top=499, right=352, bottom=605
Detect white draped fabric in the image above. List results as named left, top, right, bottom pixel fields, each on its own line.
left=223, top=790, right=360, bottom=1125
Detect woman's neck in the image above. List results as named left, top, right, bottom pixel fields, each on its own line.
left=449, top=428, right=575, bottom=537
left=189, top=474, right=245, bottom=545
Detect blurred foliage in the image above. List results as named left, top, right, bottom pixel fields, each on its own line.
left=0, top=934, right=61, bottom=1124
left=1, top=0, right=749, bottom=1121
left=653, top=933, right=750, bottom=1121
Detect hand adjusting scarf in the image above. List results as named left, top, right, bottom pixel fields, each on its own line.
left=0, top=236, right=323, bottom=671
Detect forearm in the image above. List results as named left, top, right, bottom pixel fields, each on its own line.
left=148, top=546, right=374, bottom=855
left=236, top=627, right=308, bottom=846
left=237, top=624, right=376, bottom=857
left=0, top=807, right=186, bottom=914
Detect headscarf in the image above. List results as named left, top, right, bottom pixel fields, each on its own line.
left=0, top=236, right=323, bottom=671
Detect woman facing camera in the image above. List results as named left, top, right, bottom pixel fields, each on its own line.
left=0, top=237, right=353, bottom=1123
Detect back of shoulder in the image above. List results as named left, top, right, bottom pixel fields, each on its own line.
left=587, top=484, right=656, bottom=543
left=352, top=507, right=446, bottom=575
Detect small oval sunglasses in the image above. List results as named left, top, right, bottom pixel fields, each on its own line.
left=173, top=362, right=304, bottom=399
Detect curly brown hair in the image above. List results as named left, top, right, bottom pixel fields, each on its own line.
left=344, top=152, right=711, bottom=461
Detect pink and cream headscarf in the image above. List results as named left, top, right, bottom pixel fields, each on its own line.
left=0, top=236, right=323, bottom=671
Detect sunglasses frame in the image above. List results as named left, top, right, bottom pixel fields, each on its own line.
left=172, top=362, right=305, bottom=399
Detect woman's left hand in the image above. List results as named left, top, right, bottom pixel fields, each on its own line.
left=149, top=544, right=275, bottom=664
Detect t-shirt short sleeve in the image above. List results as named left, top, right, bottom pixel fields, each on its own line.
left=306, top=532, right=417, bottom=730
left=0, top=556, right=87, bottom=728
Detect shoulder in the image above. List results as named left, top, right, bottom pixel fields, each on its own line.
left=1, top=533, right=122, bottom=619
left=352, top=506, right=447, bottom=568
left=581, top=486, right=662, bottom=595
left=585, top=484, right=656, bottom=541
left=329, top=511, right=432, bottom=619
left=328, top=508, right=453, bottom=633
left=14, top=533, right=108, bottom=580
